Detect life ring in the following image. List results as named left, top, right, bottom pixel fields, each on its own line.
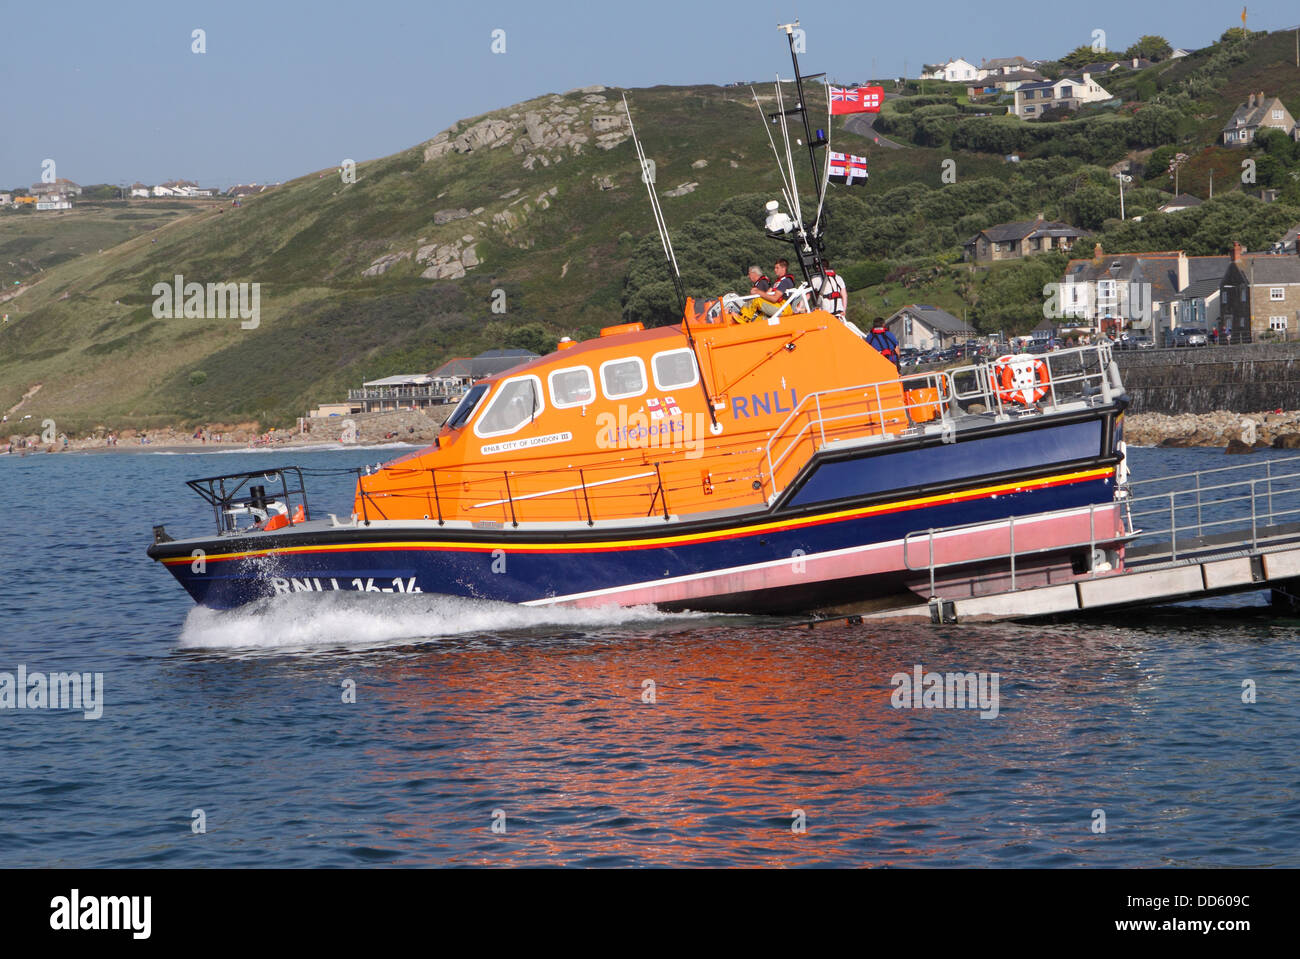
left=993, top=354, right=1050, bottom=406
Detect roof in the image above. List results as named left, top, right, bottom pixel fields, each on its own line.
left=1240, top=253, right=1300, bottom=284
left=968, top=218, right=1088, bottom=244
left=362, top=373, right=435, bottom=387
left=433, top=349, right=542, bottom=379
left=982, top=56, right=1031, bottom=69
left=1159, top=193, right=1203, bottom=210
left=887, top=304, right=974, bottom=335
left=1066, top=253, right=1230, bottom=301
left=1223, top=96, right=1292, bottom=133
left=432, top=357, right=473, bottom=377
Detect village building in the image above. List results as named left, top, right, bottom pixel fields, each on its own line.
left=1221, top=241, right=1300, bottom=339
left=1221, top=92, right=1298, bottom=145
left=1157, top=193, right=1203, bottom=214
left=963, top=214, right=1089, bottom=263
left=921, top=58, right=980, bottom=83
left=884, top=304, right=975, bottom=351
left=1059, top=246, right=1231, bottom=341
left=1011, top=73, right=1111, bottom=118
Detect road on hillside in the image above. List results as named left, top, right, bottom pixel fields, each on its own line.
left=843, top=92, right=905, bottom=149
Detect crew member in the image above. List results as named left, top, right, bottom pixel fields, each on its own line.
left=811, top=260, right=847, bottom=317
left=865, top=317, right=900, bottom=368
left=740, top=259, right=795, bottom=320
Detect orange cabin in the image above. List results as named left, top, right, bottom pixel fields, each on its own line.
left=354, top=302, right=932, bottom=526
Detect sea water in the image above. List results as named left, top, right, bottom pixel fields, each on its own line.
left=0, top=446, right=1296, bottom=866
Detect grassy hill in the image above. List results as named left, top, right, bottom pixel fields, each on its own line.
left=2, top=83, right=885, bottom=432
left=4, top=29, right=1300, bottom=435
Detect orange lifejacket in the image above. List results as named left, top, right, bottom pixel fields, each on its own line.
left=993, top=354, right=1050, bottom=405
left=291, top=503, right=305, bottom=524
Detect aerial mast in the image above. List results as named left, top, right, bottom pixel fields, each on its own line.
left=771, top=20, right=829, bottom=283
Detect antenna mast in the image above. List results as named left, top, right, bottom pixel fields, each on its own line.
left=768, top=20, right=829, bottom=284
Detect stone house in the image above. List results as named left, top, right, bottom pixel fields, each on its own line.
left=1221, top=92, right=1298, bottom=146
left=1221, top=241, right=1300, bottom=339
left=964, top=214, right=1089, bottom=263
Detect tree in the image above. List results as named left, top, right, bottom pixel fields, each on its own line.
left=1123, top=35, right=1172, bottom=62
left=1060, top=45, right=1104, bottom=69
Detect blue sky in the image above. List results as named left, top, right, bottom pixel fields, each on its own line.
left=2, top=0, right=1296, bottom=189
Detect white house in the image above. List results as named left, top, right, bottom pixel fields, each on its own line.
left=152, top=184, right=176, bottom=197
left=922, top=57, right=979, bottom=83
left=0, top=193, right=11, bottom=205
left=1012, top=73, right=1112, bottom=118
left=129, top=182, right=151, bottom=198
left=35, top=195, right=73, bottom=211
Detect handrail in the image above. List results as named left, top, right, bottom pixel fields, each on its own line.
left=758, top=343, right=1123, bottom=500
left=903, top=500, right=1124, bottom=597
left=1123, top=455, right=1300, bottom=561
left=761, top=371, right=951, bottom=497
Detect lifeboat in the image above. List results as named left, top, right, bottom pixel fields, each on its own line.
left=147, top=294, right=1130, bottom=613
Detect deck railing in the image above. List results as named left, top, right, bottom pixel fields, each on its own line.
left=759, top=343, right=1124, bottom=500
left=902, top=500, right=1127, bottom=597
left=1124, top=453, right=1300, bottom=563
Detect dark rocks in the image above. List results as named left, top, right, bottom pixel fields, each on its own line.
left=1225, top=438, right=1256, bottom=454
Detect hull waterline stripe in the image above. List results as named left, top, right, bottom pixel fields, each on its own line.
left=161, top=466, right=1114, bottom=566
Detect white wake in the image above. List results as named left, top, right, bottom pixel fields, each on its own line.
left=177, top=590, right=703, bottom=651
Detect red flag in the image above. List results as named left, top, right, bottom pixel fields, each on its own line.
left=829, top=85, right=883, bottom=115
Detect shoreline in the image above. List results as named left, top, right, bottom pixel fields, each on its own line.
left=1123, top=409, right=1300, bottom=450
left=1, top=439, right=423, bottom=456
left=3, top=408, right=451, bottom=456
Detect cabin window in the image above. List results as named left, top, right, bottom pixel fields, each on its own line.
left=599, top=357, right=646, bottom=400
left=474, top=375, right=544, bottom=438
left=651, top=349, right=699, bottom=391
left=549, top=365, right=595, bottom=408
left=446, top=383, right=488, bottom=430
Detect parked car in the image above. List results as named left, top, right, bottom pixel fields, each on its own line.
left=1169, top=327, right=1208, bottom=347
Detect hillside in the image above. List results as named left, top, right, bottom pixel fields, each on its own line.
left=3, top=28, right=1300, bottom=435
left=1, top=83, right=893, bottom=432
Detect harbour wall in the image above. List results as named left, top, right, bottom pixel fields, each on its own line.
left=1115, top=342, right=1300, bottom=414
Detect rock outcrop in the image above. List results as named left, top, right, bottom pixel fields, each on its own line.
left=362, top=251, right=411, bottom=276
left=1126, top=409, right=1300, bottom=449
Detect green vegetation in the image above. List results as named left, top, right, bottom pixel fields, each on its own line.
left=3, top=28, right=1299, bottom=435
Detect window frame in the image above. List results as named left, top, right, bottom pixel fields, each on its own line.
left=1270, top=315, right=1288, bottom=331
left=547, top=364, right=596, bottom=409
left=472, top=374, right=546, bottom=439
left=1270, top=287, right=1286, bottom=301
left=650, top=348, right=700, bottom=392
left=445, top=382, right=490, bottom=431
left=598, top=356, right=648, bottom=401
